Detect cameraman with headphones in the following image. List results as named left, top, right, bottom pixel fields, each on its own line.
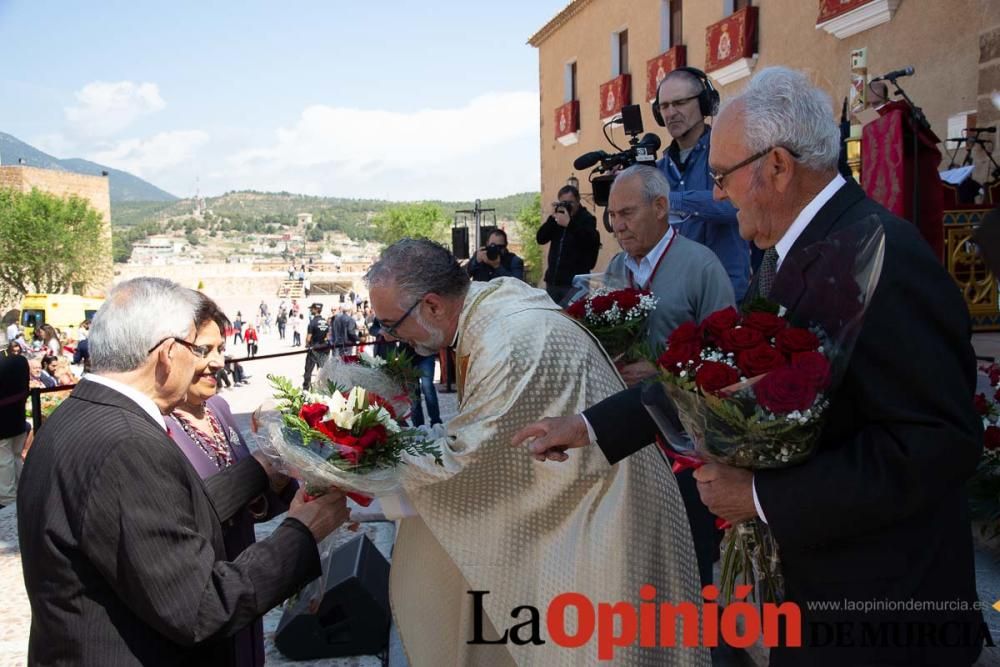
left=466, top=229, right=525, bottom=282
left=653, top=67, right=751, bottom=301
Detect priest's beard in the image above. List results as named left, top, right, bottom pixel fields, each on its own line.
left=410, top=309, right=446, bottom=357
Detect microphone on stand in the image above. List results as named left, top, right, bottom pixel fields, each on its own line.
left=871, top=66, right=915, bottom=82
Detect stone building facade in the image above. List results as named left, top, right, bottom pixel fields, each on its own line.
left=530, top=0, right=999, bottom=270
left=0, top=165, right=114, bottom=294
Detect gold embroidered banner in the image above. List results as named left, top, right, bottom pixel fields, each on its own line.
left=598, top=74, right=631, bottom=120
left=817, top=0, right=874, bottom=23
left=554, top=99, right=579, bottom=140
left=705, top=6, right=757, bottom=72
left=646, top=46, right=687, bottom=102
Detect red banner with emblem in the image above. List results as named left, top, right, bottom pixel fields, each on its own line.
left=705, top=6, right=757, bottom=72
left=817, top=0, right=874, bottom=23
left=645, top=46, right=687, bottom=102
left=598, top=74, right=631, bottom=120
left=554, top=100, right=579, bottom=141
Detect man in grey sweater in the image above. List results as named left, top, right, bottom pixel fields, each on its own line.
left=604, top=164, right=735, bottom=387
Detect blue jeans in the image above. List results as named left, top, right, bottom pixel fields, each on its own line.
left=409, top=354, right=441, bottom=426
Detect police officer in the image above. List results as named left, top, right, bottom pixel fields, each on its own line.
left=302, top=302, right=330, bottom=390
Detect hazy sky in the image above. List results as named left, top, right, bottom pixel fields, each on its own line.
left=0, top=0, right=568, bottom=200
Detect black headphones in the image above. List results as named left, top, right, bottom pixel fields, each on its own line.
left=651, top=66, right=720, bottom=126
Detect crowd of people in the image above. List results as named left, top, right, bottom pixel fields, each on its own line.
left=7, top=65, right=993, bottom=666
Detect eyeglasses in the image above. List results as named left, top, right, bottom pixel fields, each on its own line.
left=147, top=336, right=215, bottom=359
left=708, top=146, right=802, bottom=190
left=658, top=94, right=699, bottom=111
left=381, top=295, right=427, bottom=338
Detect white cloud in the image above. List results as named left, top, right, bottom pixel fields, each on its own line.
left=219, top=91, right=541, bottom=199
left=66, top=81, right=166, bottom=138
left=88, top=130, right=210, bottom=177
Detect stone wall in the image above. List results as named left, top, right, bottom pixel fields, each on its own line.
left=112, top=263, right=367, bottom=298
left=0, top=165, right=113, bottom=293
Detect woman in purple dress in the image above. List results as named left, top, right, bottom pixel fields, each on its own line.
left=166, top=300, right=295, bottom=667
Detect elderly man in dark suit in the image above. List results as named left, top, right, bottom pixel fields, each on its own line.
left=18, top=277, right=349, bottom=666
left=515, top=67, right=987, bottom=665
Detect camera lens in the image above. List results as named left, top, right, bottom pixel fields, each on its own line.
left=486, top=245, right=500, bottom=261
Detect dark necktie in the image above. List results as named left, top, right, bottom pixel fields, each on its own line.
left=756, top=247, right=779, bottom=298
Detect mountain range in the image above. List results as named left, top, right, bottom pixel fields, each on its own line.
left=0, top=132, right=177, bottom=202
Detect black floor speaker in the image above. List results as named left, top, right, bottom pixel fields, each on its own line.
left=274, top=534, right=391, bottom=660
left=452, top=226, right=470, bottom=259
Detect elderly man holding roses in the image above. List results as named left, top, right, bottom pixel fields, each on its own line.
left=516, top=67, right=986, bottom=666
left=522, top=163, right=736, bottom=595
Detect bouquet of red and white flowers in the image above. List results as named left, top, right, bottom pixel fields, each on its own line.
left=565, top=287, right=658, bottom=361
left=646, top=218, right=886, bottom=603
left=966, top=362, right=1000, bottom=536
left=253, top=375, right=441, bottom=506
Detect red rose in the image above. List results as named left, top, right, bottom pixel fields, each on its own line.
left=753, top=366, right=819, bottom=413
left=694, top=361, right=740, bottom=395
left=590, top=295, right=614, bottom=313
left=775, top=327, right=820, bottom=356
left=737, top=344, right=786, bottom=378
left=989, top=364, right=1000, bottom=386
left=702, top=307, right=741, bottom=340
left=986, top=426, right=1000, bottom=450
left=792, top=351, right=832, bottom=390
left=657, top=341, right=701, bottom=374
left=357, top=424, right=388, bottom=452
left=613, top=289, right=642, bottom=311
left=742, top=311, right=787, bottom=337
left=298, top=403, right=329, bottom=428
left=975, top=393, right=991, bottom=416
left=668, top=321, right=701, bottom=347
left=565, top=299, right=587, bottom=319
left=717, top=326, right=765, bottom=354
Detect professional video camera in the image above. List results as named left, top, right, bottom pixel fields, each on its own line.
left=573, top=103, right=661, bottom=207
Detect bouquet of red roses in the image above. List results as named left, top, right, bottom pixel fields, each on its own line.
left=253, top=375, right=441, bottom=506
left=565, top=287, right=658, bottom=361
left=646, top=218, right=886, bottom=603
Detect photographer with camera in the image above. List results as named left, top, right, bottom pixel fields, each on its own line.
left=536, top=185, right=600, bottom=303
left=653, top=67, right=750, bottom=301
left=466, top=229, right=525, bottom=282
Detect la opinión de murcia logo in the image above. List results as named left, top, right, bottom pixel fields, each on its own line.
left=467, top=584, right=801, bottom=661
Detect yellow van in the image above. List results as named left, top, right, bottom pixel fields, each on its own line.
left=20, top=294, right=104, bottom=340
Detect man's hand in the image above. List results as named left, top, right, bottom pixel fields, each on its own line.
left=554, top=208, right=571, bottom=228
left=511, top=414, right=590, bottom=462
left=618, top=360, right=657, bottom=387
left=287, top=488, right=350, bottom=542
left=692, top=463, right=758, bottom=523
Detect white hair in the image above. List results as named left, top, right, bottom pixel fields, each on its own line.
left=726, top=67, right=840, bottom=173
left=89, top=277, right=201, bottom=373
left=612, top=164, right=672, bottom=205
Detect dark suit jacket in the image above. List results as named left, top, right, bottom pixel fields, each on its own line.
left=17, top=379, right=321, bottom=666
left=757, top=180, right=984, bottom=665
left=584, top=181, right=986, bottom=665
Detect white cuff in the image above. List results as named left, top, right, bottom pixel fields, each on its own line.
left=751, top=476, right=768, bottom=524
left=580, top=413, right=599, bottom=447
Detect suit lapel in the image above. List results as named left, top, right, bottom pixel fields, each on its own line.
left=785, top=180, right=867, bottom=257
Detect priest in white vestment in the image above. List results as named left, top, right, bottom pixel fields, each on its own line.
left=367, top=239, right=708, bottom=667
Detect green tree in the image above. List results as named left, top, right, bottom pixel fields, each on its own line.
left=371, top=202, right=449, bottom=245
left=306, top=227, right=324, bottom=242
left=516, top=194, right=544, bottom=286
left=0, top=188, right=107, bottom=301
